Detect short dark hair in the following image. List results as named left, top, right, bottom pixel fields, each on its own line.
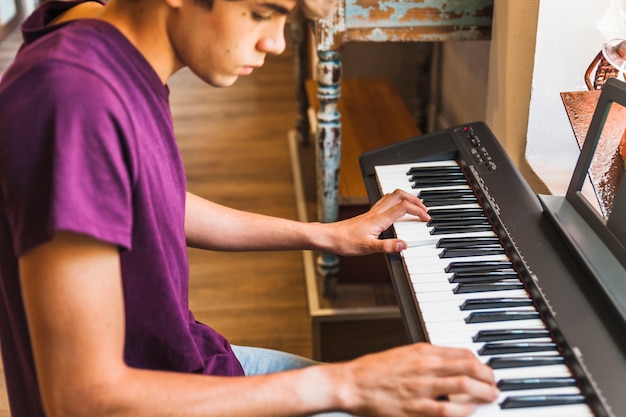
left=194, top=0, right=214, bottom=9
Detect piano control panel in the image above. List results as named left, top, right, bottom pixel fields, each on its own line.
left=458, top=125, right=498, bottom=172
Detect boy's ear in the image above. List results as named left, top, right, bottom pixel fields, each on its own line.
left=165, top=0, right=184, bottom=9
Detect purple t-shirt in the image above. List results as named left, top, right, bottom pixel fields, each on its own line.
left=0, top=1, right=244, bottom=415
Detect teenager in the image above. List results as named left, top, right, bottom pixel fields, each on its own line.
left=0, top=0, right=499, bottom=416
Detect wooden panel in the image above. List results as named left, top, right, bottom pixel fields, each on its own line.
left=317, top=318, right=407, bottom=362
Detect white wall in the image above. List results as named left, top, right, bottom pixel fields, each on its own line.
left=0, top=0, right=17, bottom=25
left=527, top=0, right=626, bottom=195
left=439, top=0, right=626, bottom=195
left=438, top=0, right=546, bottom=192
left=438, top=40, right=491, bottom=129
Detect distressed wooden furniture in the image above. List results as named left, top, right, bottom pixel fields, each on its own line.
left=305, top=0, right=494, bottom=278
left=290, top=78, right=420, bottom=360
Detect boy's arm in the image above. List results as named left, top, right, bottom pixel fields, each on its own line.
left=184, top=190, right=430, bottom=255
left=19, top=231, right=498, bottom=417
left=18, top=231, right=342, bottom=417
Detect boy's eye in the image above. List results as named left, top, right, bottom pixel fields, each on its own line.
left=252, top=12, right=272, bottom=21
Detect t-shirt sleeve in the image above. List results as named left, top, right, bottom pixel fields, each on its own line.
left=2, top=61, right=135, bottom=256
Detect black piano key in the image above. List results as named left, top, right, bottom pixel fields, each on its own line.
left=412, top=178, right=469, bottom=188
left=460, top=297, right=533, bottom=310
left=440, top=247, right=505, bottom=259
left=427, top=217, right=489, bottom=228
left=409, top=172, right=466, bottom=182
left=427, top=208, right=485, bottom=218
left=473, top=329, right=550, bottom=342
left=478, top=342, right=557, bottom=356
left=437, top=237, right=501, bottom=248
left=497, top=377, right=577, bottom=391
left=487, top=355, right=565, bottom=369
left=453, top=282, right=524, bottom=294
left=449, top=271, right=519, bottom=283
left=500, top=394, right=586, bottom=409
left=445, top=260, right=514, bottom=273
left=406, top=166, right=462, bottom=175
left=465, top=310, right=540, bottom=323
left=431, top=224, right=494, bottom=235
left=418, top=189, right=475, bottom=199
left=421, top=196, right=479, bottom=206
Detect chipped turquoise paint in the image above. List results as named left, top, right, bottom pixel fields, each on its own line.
left=345, top=0, right=492, bottom=28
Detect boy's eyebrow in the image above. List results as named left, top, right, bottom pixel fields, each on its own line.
left=259, top=2, right=291, bottom=14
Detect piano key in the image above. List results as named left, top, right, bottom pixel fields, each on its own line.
left=409, top=169, right=466, bottom=178
left=497, top=377, right=578, bottom=391
left=420, top=196, right=480, bottom=205
left=427, top=217, right=490, bottom=227
left=420, top=303, right=536, bottom=321
left=487, top=355, right=565, bottom=369
left=460, top=298, right=534, bottom=310
left=453, top=282, right=525, bottom=294
left=431, top=224, right=495, bottom=234
left=464, top=310, right=540, bottom=323
left=445, top=260, right=515, bottom=273
left=493, top=363, right=574, bottom=380
left=417, top=298, right=532, bottom=313
left=470, top=385, right=593, bottom=417
left=478, top=342, right=558, bottom=356
left=474, top=402, right=593, bottom=417
left=498, top=384, right=582, bottom=398
left=426, top=207, right=485, bottom=216
left=416, top=288, right=530, bottom=302
left=403, top=231, right=498, bottom=248
left=406, top=164, right=462, bottom=175
left=412, top=281, right=467, bottom=293
left=440, top=247, right=506, bottom=258
left=425, top=319, right=548, bottom=339
left=490, top=362, right=573, bottom=381
left=410, top=273, right=519, bottom=288
left=473, top=329, right=551, bottom=342
left=410, top=173, right=467, bottom=182
left=436, top=237, right=502, bottom=248
left=500, top=394, right=587, bottom=409
left=403, top=251, right=509, bottom=264
left=417, top=188, right=472, bottom=197
left=426, top=330, right=517, bottom=346
left=450, top=271, right=520, bottom=283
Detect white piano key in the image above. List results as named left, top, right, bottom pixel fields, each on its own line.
left=417, top=298, right=532, bottom=314
left=411, top=281, right=462, bottom=293
left=402, top=232, right=498, bottom=248
left=407, top=272, right=453, bottom=283
left=437, top=339, right=555, bottom=356
left=420, top=306, right=538, bottom=324
left=493, top=364, right=574, bottom=380
left=403, top=253, right=510, bottom=265
left=426, top=325, right=548, bottom=345
left=416, top=289, right=530, bottom=302
left=425, top=319, right=547, bottom=342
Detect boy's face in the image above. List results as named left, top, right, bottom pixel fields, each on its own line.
left=169, top=0, right=297, bottom=87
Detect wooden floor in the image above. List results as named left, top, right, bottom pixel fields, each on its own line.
left=0, top=27, right=310, bottom=416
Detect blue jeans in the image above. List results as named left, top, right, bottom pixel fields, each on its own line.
left=231, top=345, right=354, bottom=417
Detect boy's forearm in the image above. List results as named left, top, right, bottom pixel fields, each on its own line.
left=184, top=191, right=331, bottom=252
left=62, top=364, right=348, bottom=417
